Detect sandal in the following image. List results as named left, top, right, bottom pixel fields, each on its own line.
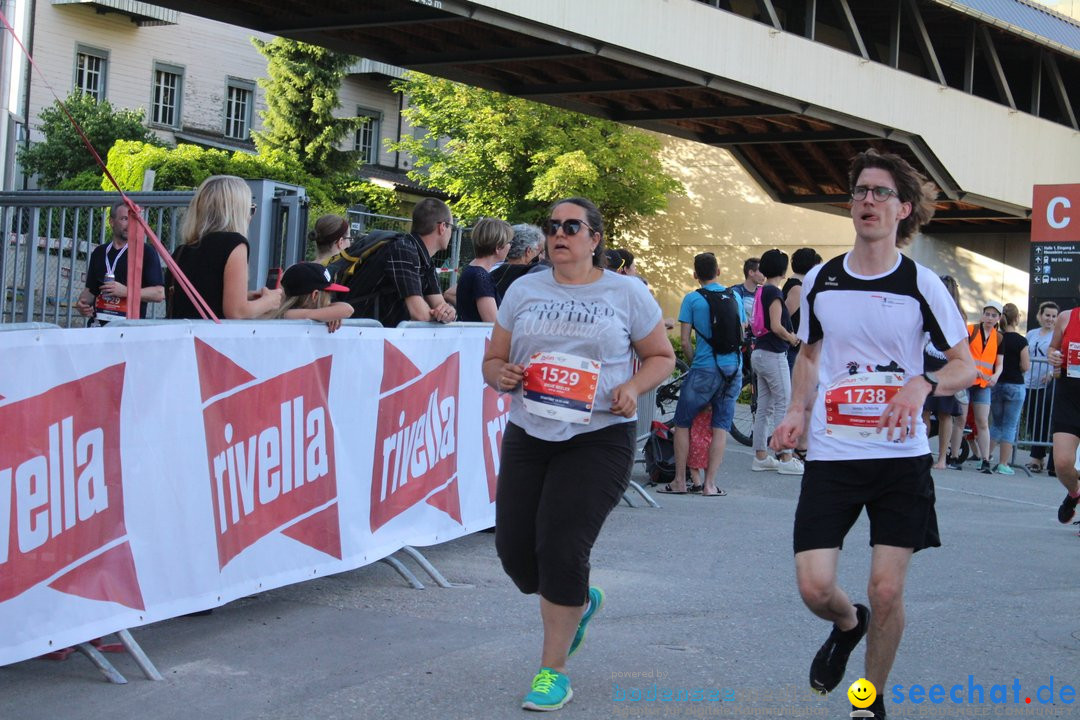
left=688, top=483, right=704, bottom=494
left=1025, top=462, right=1044, bottom=474
left=656, top=484, right=688, bottom=495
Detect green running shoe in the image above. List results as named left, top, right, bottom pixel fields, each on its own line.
left=522, top=667, right=573, bottom=711
left=568, top=586, right=604, bottom=658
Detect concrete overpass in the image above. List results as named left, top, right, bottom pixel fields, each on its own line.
left=150, top=0, right=1079, bottom=234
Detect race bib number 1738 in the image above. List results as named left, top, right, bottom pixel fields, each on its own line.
left=824, top=371, right=904, bottom=440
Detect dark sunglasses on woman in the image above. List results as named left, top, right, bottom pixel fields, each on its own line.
left=543, top=219, right=596, bottom=236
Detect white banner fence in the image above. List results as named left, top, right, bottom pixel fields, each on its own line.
left=0, top=320, right=508, bottom=667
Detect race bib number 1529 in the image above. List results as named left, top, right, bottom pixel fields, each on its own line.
left=522, top=351, right=601, bottom=424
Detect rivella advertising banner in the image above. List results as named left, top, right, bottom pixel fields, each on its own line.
left=0, top=321, right=508, bottom=667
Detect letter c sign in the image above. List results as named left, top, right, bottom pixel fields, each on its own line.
left=1047, top=197, right=1071, bottom=230
left=1033, top=185, right=1080, bottom=243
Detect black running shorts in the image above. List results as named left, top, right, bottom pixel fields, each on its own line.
left=793, top=455, right=941, bottom=554
left=1051, top=381, right=1080, bottom=438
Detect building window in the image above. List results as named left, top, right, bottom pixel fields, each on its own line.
left=74, top=45, right=108, bottom=100
left=151, top=63, right=183, bottom=128
left=412, top=124, right=439, bottom=152
left=354, top=108, right=382, bottom=164
left=224, top=79, right=255, bottom=141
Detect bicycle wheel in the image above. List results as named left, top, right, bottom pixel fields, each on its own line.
left=956, top=437, right=972, bottom=464
left=729, top=375, right=755, bottom=447
left=654, top=358, right=690, bottom=416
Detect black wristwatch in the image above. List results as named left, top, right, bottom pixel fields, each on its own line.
left=922, top=371, right=940, bottom=395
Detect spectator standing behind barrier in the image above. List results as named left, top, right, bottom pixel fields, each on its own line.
left=167, top=175, right=283, bottom=320
left=987, top=303, right=1030, bottom=474
left=349, top=197, right=457, bottom=327
left=491, top=223, right=545, bottom=299
left=482, top=197, right=674, bottom=712
left=310, top=214, right=351, bottom=266
left=1047, top=294, right=1080, bottom=528
left=456, top=217, right=512, bottom=322
left=732, top=257, right=763, bottom=330
left=1025, top=301, right=1059, bottom=474
left=607, top=247, right=675, bottom=329
left=661, top=252, right=745, bottom=497
left=967, top=301, right=1005, bottom=473
left=923, top=275, right=967, bottom=470
left=263, top=262, right=353, bottom=333
left=76, top=202, right=165, bottom=325
left=783, top=248, right=822, bottom=371
left=751, top=249, right=803, bottom=475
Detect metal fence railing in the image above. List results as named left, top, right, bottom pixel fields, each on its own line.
left=347, top=208, right=467, bottom=291
left=0, top=191, right=194, bottom=327
left=2, top=198, right=471, bottom=327
left=1017, top=358, right=1056, bottom=452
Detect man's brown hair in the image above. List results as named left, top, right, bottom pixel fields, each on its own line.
left=848, top=149, right=938, bottom=247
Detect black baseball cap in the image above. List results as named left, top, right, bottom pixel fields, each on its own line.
left=281, top=262, right=349, bottom=297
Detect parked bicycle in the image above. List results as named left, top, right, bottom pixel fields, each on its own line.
left=729, top=346, right=755, bottom=446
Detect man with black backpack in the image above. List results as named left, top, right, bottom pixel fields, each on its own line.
left=335, top=197, right=457, bottom=327
left=659, top=252, right=745, bottom=497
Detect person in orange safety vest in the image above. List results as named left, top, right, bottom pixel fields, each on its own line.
left=967, top=301, right=1004, bottom=473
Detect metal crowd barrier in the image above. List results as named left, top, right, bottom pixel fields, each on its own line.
left=1017, top=358, right=1056, bottom=454
left=0, top=191, right=194, bottom=327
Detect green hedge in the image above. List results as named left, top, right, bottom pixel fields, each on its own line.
left=103, top=141, right=399, bottom=221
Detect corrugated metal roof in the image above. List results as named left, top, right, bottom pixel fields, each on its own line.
left=51, top=0, right=178, bottom=26
left=930, top=0, right=1080, bottom=57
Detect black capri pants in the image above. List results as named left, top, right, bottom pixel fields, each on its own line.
left=495, top=420, right=635, bottom=607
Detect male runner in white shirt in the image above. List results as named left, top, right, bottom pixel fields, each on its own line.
left=772, top=149, right=976, bottom=719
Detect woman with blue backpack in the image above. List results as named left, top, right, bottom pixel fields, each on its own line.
left=750, top=248, right=804, bottom=475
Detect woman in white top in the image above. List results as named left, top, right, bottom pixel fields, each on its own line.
left=1024, top=301, right=1059, bottom=473
left=483, top=197, right=674, bottom=711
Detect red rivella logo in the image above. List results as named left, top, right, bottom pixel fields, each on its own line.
left=482, top=387, right=510, bottom=505
left=370, top=342, right=461, bottom=532
left=481, top=338, right=511, bottom=504
left=0, top=365, right=144, bottom=610
left=195, top=339, right=341, bottom=569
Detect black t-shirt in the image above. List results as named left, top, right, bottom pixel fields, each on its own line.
left=999, top=331, right=1028, bottom=384
left=85, top=241, right=165, bottom=320
left=455, top=264, right=497, bottom=322
left=490, top=262, right=532, bottom=300
left=756, top=283, right=792, bottom=353
left=167, top=232, right=248, bottom=320
left=782, top=276, right=802, bottom=335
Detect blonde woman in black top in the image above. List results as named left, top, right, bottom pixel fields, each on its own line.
left=168, top=175, right=282, bottom=319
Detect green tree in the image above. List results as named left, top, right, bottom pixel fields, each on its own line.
left=18, top=91, right=160, bottom=188
left=390, top=73, right=682, bottom=238
left=252, top=37, right=363, bottom=176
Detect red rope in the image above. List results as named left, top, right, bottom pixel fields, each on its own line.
left=0, top=9, right=218, bottom=321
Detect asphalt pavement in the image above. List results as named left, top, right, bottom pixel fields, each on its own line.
left=1, top=441, right=1077, bottom=720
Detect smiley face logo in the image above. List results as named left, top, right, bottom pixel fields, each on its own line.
left=847, top=678, right=877, bottom=708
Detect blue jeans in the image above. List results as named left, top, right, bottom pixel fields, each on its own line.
left=968, top=384, right=991, bottom=405
left=673, top=365, right=741, bottom=430
left=990, top=383, right=1025, bottom=444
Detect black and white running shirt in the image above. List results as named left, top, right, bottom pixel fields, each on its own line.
left=799, top=252, right=968, bottom=461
